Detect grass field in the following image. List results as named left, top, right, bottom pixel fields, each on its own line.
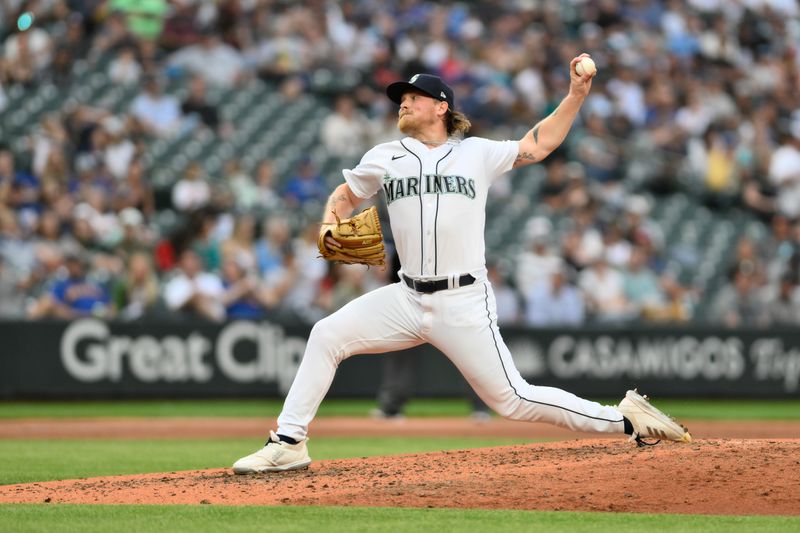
left=1, top=505, right=797, bottom=533
left=1, top=397, right=799, bottom=420
left=1, top=398, right=798, bottom=532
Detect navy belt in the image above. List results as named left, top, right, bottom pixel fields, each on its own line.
left=402, top=273, right=476, bottom=293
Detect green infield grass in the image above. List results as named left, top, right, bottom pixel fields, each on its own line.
left=0, top=397, right=798, bottom=420
left=0, top=398, right=468, bottom=419
left=0, top=504, right=797, bottom=533
left=0, top=436, right=530, bottom=485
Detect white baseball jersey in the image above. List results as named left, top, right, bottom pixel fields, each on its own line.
left=276, top=135, right=626, bottom=442
left=343, top=137, right=518, bottom=278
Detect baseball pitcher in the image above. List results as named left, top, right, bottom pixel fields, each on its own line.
left=233, top=54, right=691, bottom=474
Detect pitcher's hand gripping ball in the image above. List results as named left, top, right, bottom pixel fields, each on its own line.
left=575, top=56, right=596, bottom=76
left=318, top=206, right=385, bottom=267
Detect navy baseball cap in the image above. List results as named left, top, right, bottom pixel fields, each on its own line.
left=387, top=74, right=455, bottom=108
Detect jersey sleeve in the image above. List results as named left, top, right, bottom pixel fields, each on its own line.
left=342, top=146, right=386, bottom=199
left=481, top=139, right=520, bottom=182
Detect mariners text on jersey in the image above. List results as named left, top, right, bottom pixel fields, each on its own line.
left=342, top=136, right=518, bottom=277
left=382, top=173, right=477, bottom=204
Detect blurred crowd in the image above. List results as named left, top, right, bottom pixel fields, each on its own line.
left=1, top=0, right=799, bottom=327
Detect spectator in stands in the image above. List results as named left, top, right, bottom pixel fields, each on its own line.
left=111, top=250, right=159, bottom=320
left=168, top=28, right=247, bottom=88
left=31, top=208, right=71, bottom=255
left=368, top=107, right=402, bottom=146
left=539, top=159, right=589, bottom=214
left=0, top=79, right=7, bottom=113
left=277, top=74, right=305, bottom=101
left=256, top=215, right=299, bottom=312
left=729, top=236, right=767, bottom=289
left=216, top=0, right=250, bottom=49
left=116, top=207, right=153, bottom=258
left=488, top=261, right=521, bottom=326
left=0, top=207, right=36, bottom=285
left=251, top=14, right=312, bottom=81
left=525, top=262, right=585, bottom=327
left=0, top=150, right=9, bottom=205
left=320, top=95, right=371, bottom=159
left=643, top=275, right=695, bottom=323
left=0, top=254, right=25, bottom=317
left=27, top=251, right=110, bottom=319
left=708, top=266, right=768, bottom=328
left=221, top=255, right=275, bottom=320
left=255, top=215, right=290, bottom=277
left=109, top=0, right=169, bottom=42
left=579, top=253, right=632, bottom=323
left=130, top=75, right=182, bottom=138
left=189, top=209, right=222, bottom=273
left=316, top=263, right=370, bottom=314
left=675, top=87, right=713, bottom=138
left=69, top=205, right=98, bottom=250
left=159, top=0, right=204, bottom=52
left=89, top=10, right=137, bottom=63
left=0, top=147, right=40, bottom=218
left=108, top=46, right=142, bottom=85
left=761, top=272, right=800, bottom=326
left=221, top=158, right=258, bottom=212
left=622, top=246, right=665, bottom=318
left=50, top=13, right=87, bottom=87
left=607, top=64, right=646, bottom=128
left=282, top=157, right=327, bottom=208
left=221, top=214, right=257, bottom=271
left=181, top=75, right=221, bottom=132
left=79, top=188, right=122, bottom=250
left=3, top=24, right=53, bottom=85
left=31, top=114, right=69, bottom=181
left=768, top=118, right=800, bottom=219
left=621, top=195, right=664, bottom=256
left=514, top=217, right=562, bottom=294
left=50, top=45, right=74, bottom=89
left=690, top=127, right=741, bottom=209
left=253, top=159, right=282, bottom=212
left=172, top=162, right=211, bottom=213
left=101, top=116, right=136, bottom=181
left=575, top=113, right=624, bottom=203
left=602, top=221, right=633, bottom=269
left=284, top=221, right=328, bottom=321
left=163, top=248, right=225, bottom=322
left=742, top=172, right=778, bottom=223
left=39, top=154, right=71, bottom=212
left=561, top=203, right=605, bottom=271
left=115, top=158, right=155, bottom=218
left=762, top=213, right=796, bottom=283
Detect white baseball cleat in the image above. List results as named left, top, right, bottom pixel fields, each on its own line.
left=232, top=431, right=311, bottom=474
left=618, top=389, right=692, bottom=445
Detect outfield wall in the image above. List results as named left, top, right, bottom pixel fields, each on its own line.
left=1, top=319, right=799, bottom=399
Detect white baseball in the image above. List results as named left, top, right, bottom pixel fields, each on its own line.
left=575, top=56, right=596, bottom=77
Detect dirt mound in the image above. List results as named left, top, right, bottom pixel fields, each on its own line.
left=2, top=439, right=798, bottom=515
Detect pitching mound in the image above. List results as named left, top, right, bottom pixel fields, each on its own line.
left=2, top=439, right=798, bottom=515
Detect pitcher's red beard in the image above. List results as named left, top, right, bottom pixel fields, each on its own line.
left=397, top=114, right=416, bottom=134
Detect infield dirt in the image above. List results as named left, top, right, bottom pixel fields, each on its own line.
left=0, top=418, right=798, bottom=514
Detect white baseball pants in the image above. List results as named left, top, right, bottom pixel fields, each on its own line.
left=277, top=275, right=626, bottom=440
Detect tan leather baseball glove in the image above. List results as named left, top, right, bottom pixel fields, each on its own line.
left=318, top=206, right=385, bottom=267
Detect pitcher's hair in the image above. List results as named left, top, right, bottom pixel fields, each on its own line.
left=446, top=109, right=471, bottom=136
